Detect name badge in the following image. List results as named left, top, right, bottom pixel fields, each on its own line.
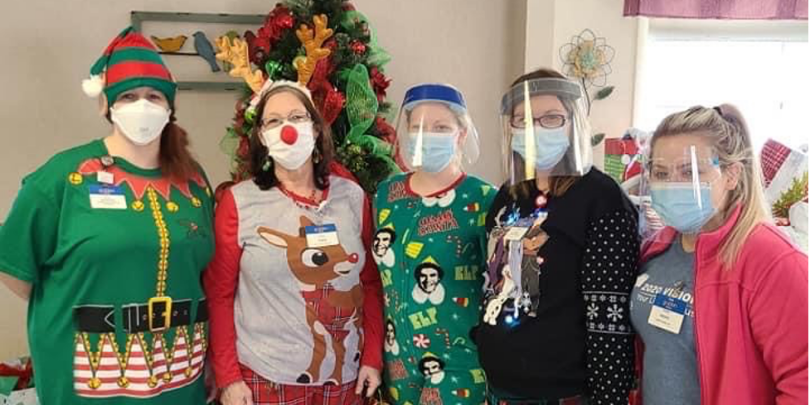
left=304, top=224, right=340, bottom=248
left=89, top=185, right=127, bottom=210
left=648, top=294, right=687, bottom=334
left=504, top=226, right=529, bottom=241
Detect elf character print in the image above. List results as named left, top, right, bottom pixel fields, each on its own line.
left=412, top=262, right=446, bottom=305
left=374, top=172, right=494, bottom=405
left=384, top=318, right=400, bottom=356
left=258, top=216, right=363, bottom=385
left=418, top=353, right=446, bottom=385
left=373, top=228, right=397, bottom=267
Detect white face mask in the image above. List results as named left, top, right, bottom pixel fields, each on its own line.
left=262, top=122, right=316, bottom=170
left=110, top=99, right=171, bottom=146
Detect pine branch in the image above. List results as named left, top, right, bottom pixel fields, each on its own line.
left=773, top=172, right=809, bottom=218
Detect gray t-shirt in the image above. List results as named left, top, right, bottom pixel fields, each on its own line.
left=630, top=241, right=700, bottom=405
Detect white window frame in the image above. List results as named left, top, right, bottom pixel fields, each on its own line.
left=632, top=18, right=808, bottom=150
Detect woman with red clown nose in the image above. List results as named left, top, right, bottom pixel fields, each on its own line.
left=373, top=83, right=495, bottom=405
left=204, top=80, right=384, bottom=405
left=0, top=27, right=215, bottom=404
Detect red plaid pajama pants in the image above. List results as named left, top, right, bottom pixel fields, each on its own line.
left=240, top=365, right=361, bottom=405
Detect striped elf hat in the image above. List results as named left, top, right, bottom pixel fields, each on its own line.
left=82, top=27, right=177, bottom=106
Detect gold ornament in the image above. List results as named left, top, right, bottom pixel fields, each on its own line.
left=87, top=377, right=102, bottom=389
left=131, top=200, right=145, bottom=212
left=68, top=172, right=83, bottom=185
left=191, top=197, right=202, bottom=208
left=147, top=187, right=172, bottom=298
left=166, top=201, right=179, bottom=213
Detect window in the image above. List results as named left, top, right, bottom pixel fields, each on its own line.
left=634, top=19, right=809, bottom=151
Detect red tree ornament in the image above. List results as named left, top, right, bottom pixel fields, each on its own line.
left=248, top=4, right=295, bottom=65
left=308, top=59, right=346, bottom=126
left=350, top=40, right=367, bottom=55
left=369, top=66, right=391, bottom=103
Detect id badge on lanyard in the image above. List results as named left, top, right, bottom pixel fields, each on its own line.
left=304, top=223, right=340, bottom=247
left=89, top=185, right=127, bottom=209
left=648, top=293, right=688, bottom=334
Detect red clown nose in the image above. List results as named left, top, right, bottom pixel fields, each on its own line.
left=280, top=125, right=298, bottom=145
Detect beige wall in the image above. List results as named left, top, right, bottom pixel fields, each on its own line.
left=0, top=1, right=526, bottom=359
left=525, top=0, right=640, bottom=167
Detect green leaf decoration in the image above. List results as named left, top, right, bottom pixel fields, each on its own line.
left=591, top=133, right=606, bottom=147
left=594, top=85, right=614, bottom=101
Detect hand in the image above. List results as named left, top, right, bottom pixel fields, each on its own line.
left=220, top=381, right=253, bottom=405
left=354, top=365, right=382, bottom=398
left=204, top=364, right=218, bottom=403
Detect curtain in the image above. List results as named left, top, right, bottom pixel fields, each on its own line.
left=624, top=0, right=807, bottom=20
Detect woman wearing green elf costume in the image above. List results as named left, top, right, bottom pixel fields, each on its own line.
left=0, top=27, right=214, bottom=404
left=373, top=84, right=495, bottom=405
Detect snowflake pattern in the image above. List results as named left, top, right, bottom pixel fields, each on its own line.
left=587, top=303, right=599, bottom=320
left=581, top=209, right=640, bottom=404
left=607, top=304, right=623, bottom=322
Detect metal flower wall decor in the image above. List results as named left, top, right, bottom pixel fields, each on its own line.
left=559, top=29, right=615, bottom=146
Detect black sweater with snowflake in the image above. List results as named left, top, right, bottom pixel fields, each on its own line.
left=473, top=169, right=639, bottom=404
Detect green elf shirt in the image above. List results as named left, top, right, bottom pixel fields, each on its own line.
left=0, top=139, right=214, bottom=404
left=372, top=173, right=495, bottom=405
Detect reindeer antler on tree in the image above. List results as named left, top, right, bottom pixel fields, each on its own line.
left=216, top=0, right=400, bottom=195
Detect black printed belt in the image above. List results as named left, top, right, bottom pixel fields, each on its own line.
left=74, top=298, right=208, bottom=333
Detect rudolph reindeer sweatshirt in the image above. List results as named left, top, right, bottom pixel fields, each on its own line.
left=204, top=172, right=383, bottom=389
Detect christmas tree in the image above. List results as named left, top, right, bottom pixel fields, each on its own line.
left=217, top=0, right=399, bottom=193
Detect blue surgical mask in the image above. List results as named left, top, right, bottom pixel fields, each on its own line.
left=650, top=182, right=716, bottom=234
left=406, top=132, right=458, bottom=173
left=511, top=127, right=570, bottom=171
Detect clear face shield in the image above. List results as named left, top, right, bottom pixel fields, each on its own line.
left=394, top=84, right=480, bottom=173
left=641, top=143, right=723, bottom=235
left=500, top=78, right=593, bottom=186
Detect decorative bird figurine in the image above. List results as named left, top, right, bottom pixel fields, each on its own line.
left=150, top=35, right=187, bottom=53
left=193, top=31, right=220, bottom=72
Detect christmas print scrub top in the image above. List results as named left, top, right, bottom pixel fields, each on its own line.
left=0, top=139, right=214, bottom=404
left=373, top=172, right=495, bottom=404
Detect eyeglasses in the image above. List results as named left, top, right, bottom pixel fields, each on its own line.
left=646, top=157, right=722, bottom=183
left=260, top=110, right=312, bottom=130
left=510, top=114, right=567, bottom=129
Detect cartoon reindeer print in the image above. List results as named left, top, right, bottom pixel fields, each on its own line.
left=258, top=216, right=364, bottom=385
